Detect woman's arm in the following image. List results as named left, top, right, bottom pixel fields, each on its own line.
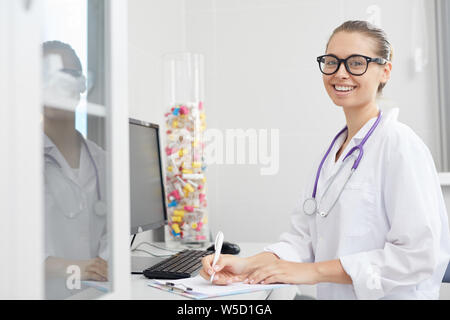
left=45, top=256, right=108, bottom=281
left=200, top=251, right=279, bottom=284
left=314, top=259, right=352, bottom=284
left=201, top=251, right=352, bottom=286
left=244, top=258, right=352, bottom=285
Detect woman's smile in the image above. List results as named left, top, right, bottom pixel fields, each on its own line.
left=332, top=84, right=357, bottom=97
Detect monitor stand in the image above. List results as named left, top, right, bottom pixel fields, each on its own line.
left=131, top=255, right=166, bottom=274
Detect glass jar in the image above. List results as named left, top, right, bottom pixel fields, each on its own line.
left=163, top=53, right=209, bottom=247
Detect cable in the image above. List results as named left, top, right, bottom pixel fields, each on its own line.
left=130, top=234, right=136, bottom=247
left=209, top=229, right=213, bottom=242
left=130, top=241, right=184, bottom=258
left=131, top=248, right=174, bottom=258
left=141, top=242, right=184, bottom=253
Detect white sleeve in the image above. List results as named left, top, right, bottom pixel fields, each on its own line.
left=340, top=130, right=448, bottom=299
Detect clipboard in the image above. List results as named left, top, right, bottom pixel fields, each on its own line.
left=147, top=275, right=291, bottom=299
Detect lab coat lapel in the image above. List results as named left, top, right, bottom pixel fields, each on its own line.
left=321, top=130, right=348, bottom=186
left=320, top=113, right=379, bottom=191
left=44, top=134, right=79, bottom=185
left=78, top=138, right=96, bottom=188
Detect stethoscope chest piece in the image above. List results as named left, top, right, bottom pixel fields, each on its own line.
left=303, top=198, right=317, bottom=216
left=94, top=201, right=107, bottom=217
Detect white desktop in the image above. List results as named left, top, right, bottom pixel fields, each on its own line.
left=70, top=242, right=298, bottom=300
left=131, top=242, right=297, bottom=300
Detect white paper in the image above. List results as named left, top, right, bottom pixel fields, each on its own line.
left=82, top=280, right=111, bottom=293
left=149, top=275, right=290, bottom=299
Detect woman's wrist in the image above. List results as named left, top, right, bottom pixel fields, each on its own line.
left=310, top=262, right=323, bottom=284
left=312, top=259, right=352, bottom=284
left=245, top=251, right=279, bottom=273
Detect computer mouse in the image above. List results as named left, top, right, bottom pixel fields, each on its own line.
left=206, top=241, right=240, bottom=255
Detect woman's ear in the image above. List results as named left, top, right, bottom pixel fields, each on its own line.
left=380, top=61, right=392, bottom=85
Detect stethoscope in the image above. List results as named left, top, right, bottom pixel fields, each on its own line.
left=44, top=132, right=107, bottom=218
left=303, top=111, right=382, bottom=218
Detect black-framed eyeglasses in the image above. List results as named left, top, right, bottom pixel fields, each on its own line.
left=317, top=54, right=387, bottom=76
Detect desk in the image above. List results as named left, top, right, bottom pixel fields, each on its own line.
left=131, top=242, right=297, bottom=300
left=69, top=242, right=298, bottom=300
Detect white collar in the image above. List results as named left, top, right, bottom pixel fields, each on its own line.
left=350, top=107, right=399, bottom=144
left=323, top=107, right=399, bottom=178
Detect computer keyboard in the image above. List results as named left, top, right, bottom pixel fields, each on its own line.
left=143, top=249, right=211, bottom=279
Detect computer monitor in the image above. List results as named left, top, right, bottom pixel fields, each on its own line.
left=129, top=118, right=167, bottom=235
left=129, top=118, right=168, bottom=273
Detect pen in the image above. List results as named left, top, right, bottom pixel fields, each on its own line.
left=165, top=285, right=185, bottom=294
left=164, top=282, right=192, bottom=293
left=210, top=231, right=224, bottom=283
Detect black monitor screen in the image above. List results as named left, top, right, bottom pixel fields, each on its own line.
left=129, top=119, right=167, bottom=234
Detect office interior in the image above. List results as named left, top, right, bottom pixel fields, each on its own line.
left=1, top=0, right=450, bottom=300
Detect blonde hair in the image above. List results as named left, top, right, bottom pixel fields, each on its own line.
left=326, top=20, right=393, bottom=93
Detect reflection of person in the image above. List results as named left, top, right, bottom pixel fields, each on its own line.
left=43, top=41, right=108, bottom=282
left=201, top=20, right=450, bottom=299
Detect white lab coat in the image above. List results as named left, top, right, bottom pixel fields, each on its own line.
left=44, top=133, right=108, bottom=261
left=265, top=108, right=450, bottom=299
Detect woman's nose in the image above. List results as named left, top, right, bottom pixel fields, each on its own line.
left=335, top=62, right=350, bottom=78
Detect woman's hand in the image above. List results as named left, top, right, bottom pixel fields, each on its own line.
left=79, top=257, right=108, bottom=281
left=46, top=256, right=108, bottom=281
left=200, top=252, right=280, bottom=285
left=200, top=254, right=250, bottom=285
left=245, top=260, right=318, bottom=285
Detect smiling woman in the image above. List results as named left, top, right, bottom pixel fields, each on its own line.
left=322, top=31, right=392, bottom=132
left=320, top=22, right=393, bottom=159
left=199, top=20, right=450, bottom=300
left=326, top=20, right=393, bottom=93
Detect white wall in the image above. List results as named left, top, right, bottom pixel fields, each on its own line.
left=128, top=0, right=187, bottom=244
left=128, top=0, right=445, bottom=245
left=184, top=0, right=442, bottom=242
left=0, top=0, right=44, bottom=299
left=128, top=0, right=185, bottom=124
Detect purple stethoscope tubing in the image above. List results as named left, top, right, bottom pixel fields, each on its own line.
left=304, top=110, right=382, bottom=216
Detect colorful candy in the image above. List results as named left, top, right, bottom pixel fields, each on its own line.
left=172, top=216, right=182, bottom=222
left=168, top=200, right=177, bottom=208
left=179, top=105, right=189, bottom=115
left=164, top=101, right=208, bottom=243
left=172, top=223, right=180, bottom=234
left=173, top=209, right=185, bottom=217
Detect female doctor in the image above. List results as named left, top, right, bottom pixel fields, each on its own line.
left=43, top=41, right=108, bottom=283
left=200, top=20, right=450, bottom=299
